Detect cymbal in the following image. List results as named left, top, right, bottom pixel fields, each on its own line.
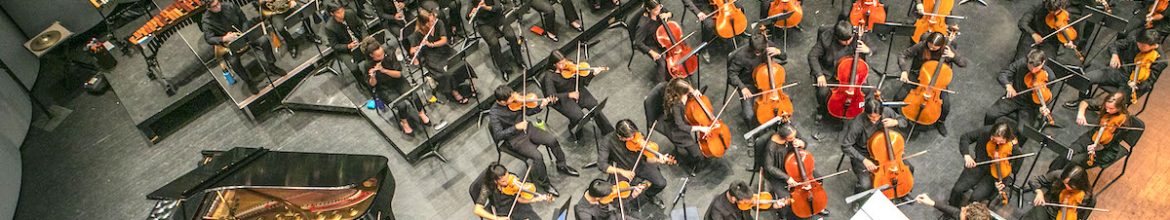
left=30, top=30, right=62, bottom=52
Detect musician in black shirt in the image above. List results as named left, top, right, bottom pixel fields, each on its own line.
left=632, top=1, right=673, bottom=82
left=894, top=31, right=967, bottom=136
left=703, top=181, right=753, bottom=220
left=470, top=0, right=524, bottom=77
left=575, top=179, right=642, bottom=220
left=727, top=27, right=786, bottom=126
left=597, top=120, right=671, bottom=202
left=914, top=194, right=994, bottom=220
left=839, top=98, right=907, bottom=193
left=1064, top=29, right=1163, bottom=109
left=983, top=49, right=1054, bottom=126
left=947, top=122, right=1022, bottom=207
left=258, top=0, right=299, bottom=58
left=323, top=3, right=366, bottom=78
left=202, top=0, right=283, bottom=94
left=544, top=51, right=614, bottom=135
left=760, top=123, right=828, bottom=219
left=809, top=20, right=871, bottom=121
left=410, top=2, right=475, bottom=103
left=1022, top=165, right=1096, bottom=220
left=471, top=163, right=552, bottom=220
left=1014, top=0, right=1073, bottom=60
left=488, top=85, right=581, bottom=196
left=660, top=78, right=716, bottom=175
left=373, top=0, right=410, bottom=36
left=359, top=39, right=430, bottom=135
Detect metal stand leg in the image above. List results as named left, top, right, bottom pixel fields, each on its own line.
left=959, top=0, right=988, bottom=6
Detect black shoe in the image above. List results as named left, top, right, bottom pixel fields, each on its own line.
left=545, top=185, right=560, bottom=197
left=1063, top=100, right=1080, bottom=109
left=290, top=48, right=299, bottom=59
left=935, top=122, right=949, bottom=137
left=557, top=165, right=580, bottom=177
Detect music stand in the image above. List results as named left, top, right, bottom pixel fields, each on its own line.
left=551, top=196, right=573, bottom=220
left=283, top=0, right=336, bottom=75
left=669, top=178, right=698, bottom=220
left=229, top=23, right=294, bottom=114
left=1079, top=6, right=1129, bottom=66
left=871, top=22, right=916, bottom=83
left=570, top=98, right=609, bottom=140
left=1014, top=123, right=1071, bottom=208
left=1048, top=58, right=1092, bottom=92
left=847, top=188, right=909, bottom=220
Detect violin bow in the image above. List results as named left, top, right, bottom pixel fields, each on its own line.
left=786, top=170, right=850, bottom=189
left=699, top=87, right=740, bottom=139
left=753, top=170, right=765, bottom=220
left=743, top=83, right=799, bottom=100
left=1001, top=74, right=1077, bottom=99
left=972, top=152, right=1037, bottom=166
left=504, top=166, right=535, bottom=218
left=613, top=171, right=628, bottom=220
left=1083, top=123, right=1144, bottom=131
left=1030, top=14, right=1093, bottom=48
left=1041, top=202, right=1110, bottom=211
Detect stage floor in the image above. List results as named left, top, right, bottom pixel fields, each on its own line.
left=14, top=0, right=1165, bottom=219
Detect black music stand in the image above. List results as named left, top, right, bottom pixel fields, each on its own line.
left=229, top=23, right=293, bottom=115
left=1079, top=6, right=1129, bottom=66
left=551, top=196, right=573, bottom=220
left=1014, top=123, right=1070, bottom=208
left=285, top=0, right=337, bottom=75
left=1045, top=59, right=1090, bottom=125
left=570, top=98, right=609, bottom=141
left=871, top=22, right=916, bottom=83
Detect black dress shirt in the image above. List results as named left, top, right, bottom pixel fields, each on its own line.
left=808, top=26, right=871, bottom=78
left=202, top=2, right=250, bottom=46
left=839, top=107, right=906, bottom=162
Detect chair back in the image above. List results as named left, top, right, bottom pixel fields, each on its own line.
left=1122, top=116, right=1145, bottom=149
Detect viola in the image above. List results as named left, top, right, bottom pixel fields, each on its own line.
left=849, top=0, right=886, bottom=31
left=625, top=132, right=677, bottom=164
left=506, top=92, right=552, bottom=111
left=867, top=93, right=914, bottom=199
left=912, top=0, right=952, bottom=43
left=557, top=60, right=609, bottom=79
left=1055, top=189, right=1086, bottom=220
left=737, top=191, right=794, bottom=211
left=499, top=173, right=546, bottom=200
left=599, top=177, right=651, bottom=204
left=656, top=19, right=699, bottom=78
left=1023, top=68, right=1056, bottom=124
left=768, top=0, right=803, bottom=28
left=784, top=143, right=828, bottom=218
left=1045, top=9, right=1086, bottom=61
left=1129, top=50, right=1159, bottom=103
left=751, top=30, right=795, bottom=125
left=985, top=139, right=1016, bottom=205
left=684, top=92, right=732, bottom=158
left=828, top=27, right=870, bottom=119
left=1087, top=113, right=1127, bottom=166
left=901, top=46, right=955, bottom=125
left=711, top=0, right=748, bottom=38
left=1147, top=0, right=1169, bottom=29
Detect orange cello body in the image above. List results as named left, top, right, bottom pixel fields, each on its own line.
left=753, top=61, right=794, bottom=125
left=768, top=0, right=803, bottom=28
left=912, top=0, right=953, bottom=43
left=1055, top=189, right=1086, bottom=220
left=828, top=37, right=870, bottom=119
left=783, top=146, right=827, bottom=218
left=849, top=0, right=886, bottom=31
left=867, top=104, right=914, bottom=199
left=712, top=0, right=748, bottom=38
left=684, top=93, right=731, bottom=158
left=901, top=60, right=953, bottom=125
left=986, top=140, right=1014, bottom=205
left=656, top=20, right=699, bottom=79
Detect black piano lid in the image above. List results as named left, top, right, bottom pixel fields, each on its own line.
left=146, top=147, right=390, bottom=200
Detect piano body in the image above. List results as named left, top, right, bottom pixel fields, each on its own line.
left=146, top=147, right=396, bottom=220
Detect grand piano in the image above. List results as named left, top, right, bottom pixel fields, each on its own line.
left=145, top=147, right=396, bottom=220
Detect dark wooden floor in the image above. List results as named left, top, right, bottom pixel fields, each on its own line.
left=13, top=0, right=1170, bottom=219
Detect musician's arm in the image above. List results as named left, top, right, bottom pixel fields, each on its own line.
left=203, top=25, right=227, bottom=45
left=1018, top=6, right=1038, bottom=35
left=1108, top=37, right=1130, bottom=58
left=490, top=111, right=521, bottom=141
left=681, top=0, right=703, bottom=15
left=597, top=139, right=615, bottom=173
left=956, top=129, right=980, bottom=158
left=897, top=42, right=925, bottom=72
left=726, top=54, right=749, bottom=90
left=998, top=59, right=1023, bottom=88
left=949, top=42, right=969, bottom=68
left=633, top=22, right=656, bottom=55
left=807, top=39, right=828, bottom=78
left=762, top=144, right=790, bottom=181
left=838, top=123, right=868, bottom=162
left=327, top=27, right=350, bottom=52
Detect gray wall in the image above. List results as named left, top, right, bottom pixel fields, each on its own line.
left=0, top=3, right=34, bottom=220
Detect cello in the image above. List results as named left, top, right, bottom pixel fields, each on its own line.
left=912, top=0, right=952, bottom=43
left=828, top=26, right=870, bottom=119
left=849, top=0, right=886, bottom=31
left=751, top=29, right=795, bottom=125
left=784, top=140, right=828, bottom=218
left=867, top=93, right=914, bottom=199
left=768, top=0, right=803, bottom=28
left=900, top=38, right=955, bottom=125
left=711, top=0, right=748, bottom=38
left=684, top=91, right=733, bottom=158
left=657, top=19, right=700, bottom=79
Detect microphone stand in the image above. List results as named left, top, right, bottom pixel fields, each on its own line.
left=669, top=177, right=691, bottom=220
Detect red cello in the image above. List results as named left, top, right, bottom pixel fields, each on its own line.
left=828, top=27, right=870, bottom=119
left=849, top=0, right=886, bottom=32
left=684, top=92, right=731, bottom=158
left=656, top=19, right=699, bottom=79
left=784, top=142, right=828, bottom=218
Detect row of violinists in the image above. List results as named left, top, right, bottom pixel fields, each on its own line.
left=470, top=0, right=1160, bottom=219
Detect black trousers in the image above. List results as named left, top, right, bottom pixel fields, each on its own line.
left=1078, top=68, right=1132, bottom=100
left=376, top=88, right=424, bottom=124
left=507, top=128, right=567, bottom=187
left=948, top=166, right=1003, bottom=207
left=619, top=163, right=668, bottom=198
left=550, top=88, right=615, bottom=134
left=655, top=123, right=703, bottom=165
left=267, top=13, right=297, bottom=53
left=476, top=22, right=523, bottom=74
left=494, top=203, right=541, bottom=220
left=531, top=0, right=560, bottom=35
left=982, top=97, right=1039, bottom=126
left=813, top=77, right=841, bottom=118
left=1048, top=130, right=1125, bottom=170
left=740, top=92, right=757, bottom=126
left=894, top=81, right=952, bottom=122
left=560, top=0, right=581, bottom=24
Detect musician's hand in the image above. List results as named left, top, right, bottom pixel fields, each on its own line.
left=649, top=51, right=661, bottom=60
left=996, top=181, right=1006, bottom=191
left=793, top=139, right=807, bottom=149
left=900, top=71, right=910, bottom=82
left=395, top=12, right=405, bottom=20
left=1077, top=112, right=1088, bottom=126
left=692, top=126, right=712, bottom=133
left=1064, top=42, right=1077, bottom=49
left=618, top=169, right=635, bottom=180
left=1087, top=143, right=1099, bottom=152
left=766, top=47, right=783, bottom=57
left=697, top=12, right=709, bottom=21
left=787, top=178, right=799, bottom=186
left=1108, top=54, right=1122, bottom=69
left=915, top=4, right=925, bottom=15
left=1128, top=81, right=1138, bottom=89
left=1039, top=106, right=1051, bottom=118
left=881, top=118, right=898, bottom=128
left=348, top=41, right=359, bottom=49
left=516, top=120, right=529, bottom=131
left=863, top=159, right=878, bottom=172
left=942, top=48, right=956, bottom=59
left=1033, top=192, right=1046, bottom=206
left=1154, top=14, right=1165, bottom=21
left=493, top=216, right=510, bottom=220
left=568, top=91, right=580, bottom=101
left=816, top=75, right=828, bottom=87
left=915, top=194, right=935, bottom=206
left=630, top=185, right=646, bottom=198
left=540, top=98, right=552, bottom=108
left=223, top=32, right=241, bottom=43
left=1005, top=85, right=1018, bottom=98
left=1031, top=33, right=1044, bottom=44
left=964, top=155, right=977, bottom=168
left=857, top=41, right=871, bottom=54
left=740, top=88, right=753, bottom=100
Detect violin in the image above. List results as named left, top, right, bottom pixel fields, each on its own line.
left=599, top=176, right=652, bottom=204
left=849, top=0, right=886, bottom=31
left=1087, top=113, right=1127, bottom=166
left=867, top=92, right=914, bottom=199
left=767, top=0, right=803, bottom=28
left=711, top=0, right=748, bottom=38
left=1023, top=68, right=1057, bottom=124
left=684, top=92, right=732, bottom=158
left=751, top=30, right=795, bottom=125
left=625, top=132, right=678, bottom=164
left=557, top=60, right=609, bottom=79
left=738, top=191, right=794, bottom=211
left=1055, top=188, right=1086, bottom=220
left=828, top=26, right=870, bottom=119
left=985, top=139, right=1016, bottom=205
left=912, top=0, right=953, bottom=43
left=656, top=19, right=699, bottom=79
left=1129, top=50, right=1159, bottom=103
left=499, top=173, right=548, bottom=200
left=1147, top=0, right=1169, bottom=29
left=506, top=92, right=553, bottom=111
left=784, top=142, right=828, bottom=218
left=1045, top=9, right=1086, bottom=61
left=901, top=41, right=955, bottom=125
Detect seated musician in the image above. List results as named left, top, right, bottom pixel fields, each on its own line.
left=359, top=39, right=430, bottom=135
left=470, top=0, right=525, bottom=78
left=258, top=0, right=300, bottom=59
left=982, top=49, right=1054, bottom=126
left=948, top=121, right=1022, bottom=207
left=660, top=78, right=716, bottom=176
left=703, top=181, right=754, bottom=220
left=373, top=0, right=409, bottom=36
left=632, top=0, right=674, bottom=82
left=1064, top=29, right=1163, bottom=109
left=528, top=0, right=568, bottom=41
left=488, top=85, right=580, bottom=196
left=760, top=123, right=829, bottom=219
left=202, top=0, right=285, bottom=94
left=1022, top=165, right=1095, bottom=220
left=471, top=163, right=553, bottom=220
left=728, top=26, right=786, bottom=126
left=575, top=179, right=644, bottom=220
left=597, top=120, right=670, bottom=206
left=1050, top=91, right=1132, bottom=170
left=809, top=20, right=872, bottom=121
left=1136, top=0, right=1170, bottom=37
left=895, top=31, right=968, bottom=136
left=682, top=0, right=742, bottom=58
left=914, top=194, right=994, bottom=220
left=323, top=3, right=366, bottom=79
left=1014, top=0, right=1073, bottom=60
left=411, top=2, right=476, bottom=104
left=839, top=98, right=906, bottom=193
left=542, top=52, right=615, bottom=135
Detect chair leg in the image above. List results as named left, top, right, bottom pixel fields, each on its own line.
left=1136, top=89, right=1153, bottom=115
left=836, top=155, right=846, bottom=171
left=1097, top=155, right=1133, bottom=195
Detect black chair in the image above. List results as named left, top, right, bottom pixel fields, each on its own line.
left=1091, top=116, right=1145, bottom=196
left=478, top=109, right=554, bottom=168
left=1097, top=67, right=1162, bottom=116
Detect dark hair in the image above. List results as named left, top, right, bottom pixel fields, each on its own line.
left=361, top=37, right=382, bottom=58
left=1044, top=0, right=1069, bottom=12
left=324, top=2, right=344, bottom=13
left=1138, top=29, right=1162, bottom=45
left=1100, top=91, right=1131, bottom=116
left=925, top=32, right=948, bottom=48
left=774, top=122, right=796, bottom=139
left=728, top=181, right=752, bottom=201
left=663, top=78, right=692, bottom=117
left=644, top=0, right=661, bottom=12
left=481, top=163, right=509, bottom=190
left=1059, top=164, right=1090, bottom=191
left=990, top=120, right=1017, bottom=141
left=616, top=119, right=638, bottom=139
left=1026, top=49, right=1046, bottom=68
left=963, top=202, right=992, bottom=220
left=494, top=85, right=513, bottom=102
left=420, top=0, right=440, bottom=13
left=834, top=20, right=854, bottom=41
left=587, top=179, right=613, bottom=198
left=864, top=97, right=884, bottom=115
